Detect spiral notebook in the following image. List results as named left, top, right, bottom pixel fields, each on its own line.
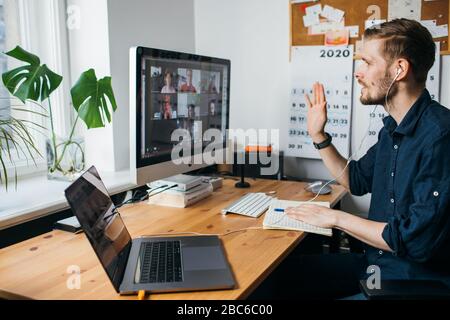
left=263, top=199, right=333, bottom=237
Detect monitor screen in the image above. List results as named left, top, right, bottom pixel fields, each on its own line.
left=64, top=166, right=131, bottom=292
left=134, top=47, right=230, bottom=168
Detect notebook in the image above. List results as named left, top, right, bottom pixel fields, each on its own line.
left=263, top=199, right=333, bottom=236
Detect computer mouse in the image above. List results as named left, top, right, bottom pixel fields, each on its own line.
left=305, top=181, right=332, bottom=195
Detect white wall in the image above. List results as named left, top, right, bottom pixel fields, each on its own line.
left=194, top=0, right=290, bottom=140
left=194, top=0, right=450, bottom=216
left=67, top=0, right=115, bottom=171
left=66, top=0, right=196, bottom=171
left=107, top=0, right=196, bottom=170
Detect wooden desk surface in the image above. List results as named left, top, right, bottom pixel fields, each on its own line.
left=0, top=179, right=347, bottom=300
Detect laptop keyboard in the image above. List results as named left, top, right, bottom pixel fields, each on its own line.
left=138, top=241, right=183, bottom=283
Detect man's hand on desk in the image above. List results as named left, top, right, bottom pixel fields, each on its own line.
left=285, top=204, right=339, bottom=229
left=285, top=204, right=392, bottom=252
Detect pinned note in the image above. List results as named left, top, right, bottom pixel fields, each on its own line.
left=346, top=25, right=359, bottom=38
left=309, top=19, right=345, bottom=35
left=365, top=19, right=386, bottom=30
left=388, top=0, right=421, bottom=21
left=303, top=13, right=320, bottom=27
left=420, top=20, right=449, bottom=38
left=431, top=24, right=448, bottom=38
left=321, top=5, right=345, bottom=23
left=305, top=4, right=321, bottom=17
left=325, top=29, right=349, bottom=46
left=420, top=20, right=437, bottom=28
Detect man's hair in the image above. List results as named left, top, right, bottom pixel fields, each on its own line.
left=364, top=18, right=435, bottom=85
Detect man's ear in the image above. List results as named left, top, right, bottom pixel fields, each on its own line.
left=395, top=59, right=410, bottom=81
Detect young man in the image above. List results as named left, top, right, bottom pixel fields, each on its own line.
left=180, top=69, right=197, bottom=93
left=252, top=19, right=450, bottom=300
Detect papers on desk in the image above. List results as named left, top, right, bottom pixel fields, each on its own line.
left=263, top=199, right=332, bottom=237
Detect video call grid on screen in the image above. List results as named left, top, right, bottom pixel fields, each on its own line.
left=140, top=56, right=228, bottom=160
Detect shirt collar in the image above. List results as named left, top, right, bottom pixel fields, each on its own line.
left=382, top=89, right=431, bottom=136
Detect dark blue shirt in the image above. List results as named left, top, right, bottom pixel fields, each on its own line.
left=349, top=89, right=450, bottom=282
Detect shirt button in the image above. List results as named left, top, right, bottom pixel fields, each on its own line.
left=390, top=198, right=395, bottom=203
left=433, top=191, right=439, bottom=197
left=394, top=145, right=398, bottom=150
left=379, top=250, right=383, bottom=255
left=391, top=172, right=395, bottom=177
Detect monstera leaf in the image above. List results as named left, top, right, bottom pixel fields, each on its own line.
left=70, top=69, right=118, bottom=129
left=2, top=46, right=63, bottom=103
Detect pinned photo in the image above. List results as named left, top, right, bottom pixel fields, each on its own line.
left=324, top=29, right=349, bottom=46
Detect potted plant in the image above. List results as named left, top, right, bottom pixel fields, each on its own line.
left=1, top=45, right=118, bottom=186
left=0, top=112, right=42, bottom=190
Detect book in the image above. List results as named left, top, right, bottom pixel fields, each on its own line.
left=147, top=182, right=213, bottom=208
left=263, top=199, right=332, bottom=236
left=148, top=174, right=203, bottom=192
left=54, top=216, right=83, bottom=234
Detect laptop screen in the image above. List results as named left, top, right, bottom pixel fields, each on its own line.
left=64, top=166, right=132, bottom=292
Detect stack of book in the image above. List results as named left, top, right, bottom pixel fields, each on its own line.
left=148, top=182, right=213, bottom=208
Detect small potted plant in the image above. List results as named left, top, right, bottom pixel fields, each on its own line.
left=0, top=110, right=41, bottom=190
left=1, top=45, right=118, bottom=184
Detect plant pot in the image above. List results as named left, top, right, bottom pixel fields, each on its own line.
left=46, top=136, right=85, bottom=182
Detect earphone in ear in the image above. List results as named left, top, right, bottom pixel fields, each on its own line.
left=385, top=67, right=402, bottom=114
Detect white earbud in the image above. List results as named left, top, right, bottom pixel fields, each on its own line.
left=396, top=67, right=402, bottom=77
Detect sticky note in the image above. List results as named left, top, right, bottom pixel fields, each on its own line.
left=346, top=25, right=359, bottom=38
left=365, top=19, right=386, bottom=30
left=321, top=5, right=345, bottom=23
left=431, top=24, right=448, bottom=38
left=305, top=4, right=321, bottom=17
left=303, top=13, right=320, bottom=27
left=309, top=19, right=345, bottom=35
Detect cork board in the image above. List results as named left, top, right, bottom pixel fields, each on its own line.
left=290, top=0, right=450, bottom=54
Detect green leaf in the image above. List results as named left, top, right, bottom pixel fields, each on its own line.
left=70, top=69, right=118, bottom=129
left=0, top=117, right=41, bottom=190
left=1, top=46, right=63, bottom=103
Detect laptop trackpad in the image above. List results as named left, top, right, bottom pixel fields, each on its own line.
left=183, top=246, right=227, bottom=271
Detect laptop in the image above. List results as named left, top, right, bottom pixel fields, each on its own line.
left=64, top=166, right=235, bottom=295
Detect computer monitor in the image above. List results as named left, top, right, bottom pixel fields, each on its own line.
left=130, top=46, right=230, bottom=185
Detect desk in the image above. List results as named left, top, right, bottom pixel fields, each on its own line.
left=0, top=179, right=347, bottom=300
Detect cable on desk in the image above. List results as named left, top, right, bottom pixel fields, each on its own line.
left=104, top=184, right=179, bottom=221
left=115, top=184, right=178, bottom=209
left=139, top=226, right=302, bottom=239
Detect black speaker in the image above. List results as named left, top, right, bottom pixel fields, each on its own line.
left=232, top=151, right=284, bottom=181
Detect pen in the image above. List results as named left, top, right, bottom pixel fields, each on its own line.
left=274, top=208, right=285, bottom=212
left=138, top=290, right=146, bottom=300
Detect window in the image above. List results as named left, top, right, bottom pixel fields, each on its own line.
left=0, top=0, right=72, bottom=179
left=0, top=1, right=8, bottom=119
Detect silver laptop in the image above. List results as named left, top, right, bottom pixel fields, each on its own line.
left=64, top=166, right=235, bottom=294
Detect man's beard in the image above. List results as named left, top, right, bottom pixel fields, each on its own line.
left=360, top=72, right=397, bottom=106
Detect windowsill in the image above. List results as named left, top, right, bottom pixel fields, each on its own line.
left=0, top=169, right=136, bottom=230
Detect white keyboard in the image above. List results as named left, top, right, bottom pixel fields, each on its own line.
left=221, top=193, right=273, bottom=218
